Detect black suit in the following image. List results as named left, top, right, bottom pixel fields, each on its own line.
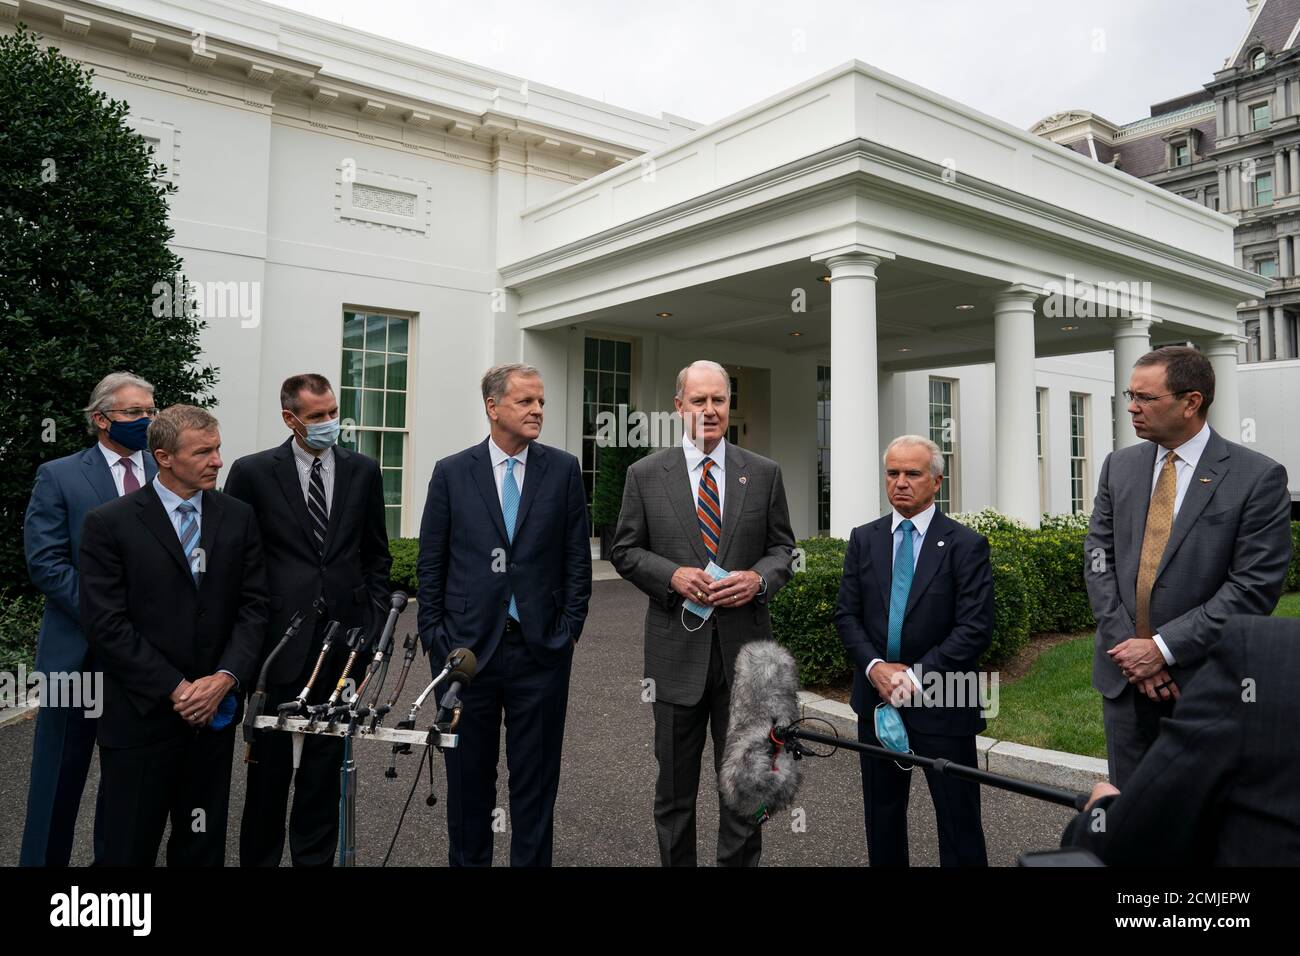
left=79, top=481, right=268, bottom=865
left=224, top=438, right=391, bottom=866
left=417, top=438, right=591, bottom=866
left=835, top=507, right=994, bottom=866
left=1063, top=615, right=1300, bottom=865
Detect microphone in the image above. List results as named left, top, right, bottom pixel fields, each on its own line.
left=351, top=592, right=409, bottom=714
left=718, top=641, right=804, bottom=825
left=432, top=648, right=478, bottom=730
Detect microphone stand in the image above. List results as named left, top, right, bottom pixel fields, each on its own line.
left=385, top=646, right=460, bottom=779
left=242, top=604, right=316, bottom=763
left=775, top=726, right=1089, bottom=811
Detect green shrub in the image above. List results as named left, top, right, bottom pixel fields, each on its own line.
left=769, top=538, right=847, bottom=685
left=984, top=542, right=1031, bottom=665
left=949, top=509, right=1026, bottom=536
left=0, top=589, right=44, bottom=672
left=590, top=413, right=650, bottom=529
left=986, top=527, right=1094, bottom=634
left=388, top=538, right=419, bottom=594
left=1288, top=521, right=1300, bottom=593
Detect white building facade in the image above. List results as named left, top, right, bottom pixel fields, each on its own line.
left=5, top=0, right=1277, bottom=541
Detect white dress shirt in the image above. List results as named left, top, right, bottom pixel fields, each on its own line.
left=488, top=437, right=529, bottom=508
left=1147, top=420, right=1213, bottom=665
left=682, top=433, right=726, bottom=520
left=291, top=438, right=336, bottom=510
left=97, top=442, right=145, bottom=496
left=867, top=503, right=938, bottom=693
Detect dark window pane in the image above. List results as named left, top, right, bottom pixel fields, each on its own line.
left=614, top=373, right=630, bottom=405
left=616, top=340, right=631, bottom=371
left=362, top=390, right=384, bottom=427
left=383, top=468, right=402, bottom=506
left=582, top=438, right=594, bottom=471
left=366, top=314, right=387, bottom=351
left=387, top=353, right=407, bottom=391
left=385, top=508, right=400, bottom=540
left=340, top=388, right=359, bottom=426
left=599, top=338, right=615, bottom=370
left=341, top=349, right=363, bottom=389
left=364, top=350, right=385, bottom=390
left=583, top=403, right=596, bottom=438
left=598, top=372, right=615, bottom=405
left=385, top=393, right=406, bottom=428
left=584, top=337, right=599, bottom=369
left=584, top=370, right=597, bottom=405
left=388, top=317, right=408, bottom=354
left=343, top=312, right=365, bottom=349
left=382, top=432, right=403, bottom=468
left=359, top=429, right=381, bottom=459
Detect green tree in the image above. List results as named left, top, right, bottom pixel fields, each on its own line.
left=0, top=24, right=218, bottom=595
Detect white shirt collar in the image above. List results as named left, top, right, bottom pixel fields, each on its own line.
left=292, top=437, right=334, bottom=470
left=890, top=502, right=936, bottom=536
left=1157, top=420, right=1212, bottom=470
left=488, top=437, right=529, bottom=468
left=98, top=441, right=143, bottom=472
left=682, top=433, right=727, bottom=473
left=152, top=475, right=203, bottom=516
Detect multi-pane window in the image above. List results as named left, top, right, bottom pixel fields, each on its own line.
left=928, top=377, right=957, bottom=513
left=1070, top=392, right=1089, bottom=515
left=1252, top=49, right=1267, bottom=70
left=1254, top=171, right=1273, bottom=206
left=816, top=365, right=831, bottom=535
left=1036, top=387, right=1048, bottom=514
left=1251, top=102, right=1271, bottom=131
left=340, top=310, right=409, bottom=539
left=582, top=336, right=631, bottom=528
left=1173, top=142, right=1190, bottom=167
left=1257, top=256, right=1279, bottom=277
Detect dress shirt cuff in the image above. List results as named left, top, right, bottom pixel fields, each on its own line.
left=866, top=658, right=922, bottom=691
left=219, top=669, right=240, bottom=692
left=1151, top=635, right=1175, bottom=667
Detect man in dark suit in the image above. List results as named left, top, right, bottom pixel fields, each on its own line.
left=1086, top=346, right=1292, bottom=787
left=835, top=434, right=994, bottom=867
left=20, top=372, right=159, bottom=867
left=227, top=373, right=391, bottom=867
left=79, top=405, right=268, bottom=866
left=611, top=360, right=795, bottom=867
left=1063, top=616, right=1300, bottom=865
left=417, top=363, right=591, bottom=866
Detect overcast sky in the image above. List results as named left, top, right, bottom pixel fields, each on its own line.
left=265, top=0, right=1254, bottom=130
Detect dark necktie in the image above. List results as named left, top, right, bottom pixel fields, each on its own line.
left=308, top=458, right=329, bottom=554
left=119, top=457, right=140, bottom=494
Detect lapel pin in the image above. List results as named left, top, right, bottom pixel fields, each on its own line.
left=739, top=476, right=748, bottom=484
left=1198, top=477, right=1212, bottom=483
left=937, top=540, right=945, bottom=548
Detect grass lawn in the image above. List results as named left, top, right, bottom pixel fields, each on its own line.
left=985, top=591, right=1300, bottom=759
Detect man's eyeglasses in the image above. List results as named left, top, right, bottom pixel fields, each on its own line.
left=1122, top=390, right=1189, bottom=407
left=103, top=406, right=159, bottom=419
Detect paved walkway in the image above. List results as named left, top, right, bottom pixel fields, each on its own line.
left=0, top=579, right=1075, bottom=866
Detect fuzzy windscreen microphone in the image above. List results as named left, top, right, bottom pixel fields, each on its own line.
left=718, top=640, right=803, bottom=825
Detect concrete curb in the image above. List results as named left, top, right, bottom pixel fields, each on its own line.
left=0, top=700, right=39, bottom=729
left=797, top=691, right=1108, bottom=792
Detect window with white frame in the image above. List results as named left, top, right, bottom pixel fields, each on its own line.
left=1173, top=142, right=1190, bottom=167
left=1251, top=102, right=1272, bottom=131
left=582, top=335, right=632, bottom=529
left=1069, top=392, right=1089, bottom=515
left=1256, top=255, right=1279, bottom=277
left=1036, top=387, right=1049, bottom=514
left=928, top=377, right=958, bottom=513
left=817, top=365, right=831, bottom=535
left=1254, top=171, right=1274, bottom=206
left=340, top=310, right=409, bottom=539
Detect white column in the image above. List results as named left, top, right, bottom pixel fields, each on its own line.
left=993, top=285, right=1041, bottom=528
left=1273, top=306, right=1288, bottom=358
left=1276, top=150, right=1288, bottom=198
left=1278, top=80, right=1289, bottom=119
left=1227, top=95, right=1239, bottom=136
left=1201, top=335, right=1242, bottom=440
left=1290, top=147, right=1300, bottom=196
left=1112, top=316, right=1154, bottom=449
left=1261, top=305, right=1276, bottom=360
left=1281, top=236, right=1293, bottom=277
left=816, top=244, right=895, bottom=537
left=1217, top=166, right=1228, bottom=209
left=1228, top=163, right=1241, bottom=211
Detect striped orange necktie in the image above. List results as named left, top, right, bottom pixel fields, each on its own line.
left=1135, top=451, right=1179, bottom=640
left=697, top=459, right=721, bottom=563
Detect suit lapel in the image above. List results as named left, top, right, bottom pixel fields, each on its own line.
left=136, top=483, right=197, bottom=583
left=195, top=490, right=224, bottom=591
left=471, top=440, right=510, bottom=545
left=664, top=449, right=709, bottom=566
left=511, top=442, right=549, bottom=540
left=1155, top=430, right=1230, bottom=581
left=272, top=440, right=318, bottom=554
left=715, top=443, right=748, bottom=567
left=868, top=518, right=893, bottom=609
left=1127, top=442, right=1159, bottom=563
left=905, top=510, right=953, bottom=615
left=322, top=445, right=355, bottom=559
left=81, top=445, right=120, bottom=504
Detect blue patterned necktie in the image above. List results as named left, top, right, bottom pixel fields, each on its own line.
left=886, top=519, right=915, bottom=661
left=176, top=500, right=201, bottom=584
left=501, top=458, right=520, bottom=621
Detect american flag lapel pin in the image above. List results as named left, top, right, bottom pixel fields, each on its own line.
left=937, top=540, right=945, bottom=548
left=739, top=476, right=748, bottom=484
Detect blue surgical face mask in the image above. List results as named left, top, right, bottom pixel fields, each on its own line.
left=874, top=702, right=912, bottom=765
left=293, top=414, right=340, bottom=450
left=107, top=416, right=151, bottom=451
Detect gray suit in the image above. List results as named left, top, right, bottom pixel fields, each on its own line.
left=1085, top=426, right=1292, bottom=785
left=611, top=441, right=795, bottom=865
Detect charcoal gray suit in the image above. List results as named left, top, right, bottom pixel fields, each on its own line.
left=1085, top=423, right=1291, bottom=786
left=611, top=439, right=795, bottom=866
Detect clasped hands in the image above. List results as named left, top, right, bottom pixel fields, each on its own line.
left=1108, top=637, right=1179, bottom=703
left=671, top=566, right=762, bottom=608
left=170, top=672, right=236, bottom=727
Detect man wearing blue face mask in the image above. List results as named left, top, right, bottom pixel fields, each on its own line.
left=835, top=435, right=994, bottom=867
left=225, top=373, right=391, bottom=866
left=20, top=372, right=160, bottom=866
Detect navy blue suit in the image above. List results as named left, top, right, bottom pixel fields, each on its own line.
left=20, top=444, right=156, bottom=866
left=416, top=438, right=591, bottom=865
left=835, top=508, right=993, bottom=866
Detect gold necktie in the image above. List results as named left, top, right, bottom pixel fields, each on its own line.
left=1135, top=451, right=1179, bottom=641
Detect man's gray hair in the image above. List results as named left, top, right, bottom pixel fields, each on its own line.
left=83, top=372, right=155, bottom=435
left=675, top=360, right=730, bottom=399
left=148, top=405, right=219, bottom=455
left=883, top=434, right=945, bottom=477
left=481, top=363, right=541, bottom=405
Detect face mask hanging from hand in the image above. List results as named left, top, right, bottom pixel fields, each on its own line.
left=874, top=702, right=915, bottom=771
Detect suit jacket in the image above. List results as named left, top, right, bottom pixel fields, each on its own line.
left=223, top=438, right=391, bottom=685
left=416, top=439, right=591, bottom=671
left=1062, top=616, right=1300, bottom=865
left=835, top=509, right=994, bottom=736
left=1085, top=427, right=1292, bottom=698
left=79, top=482, right=269, bottom=749
left=25, top=444, right=158, bottom=674
left=610, top=442, right=796, bottom=707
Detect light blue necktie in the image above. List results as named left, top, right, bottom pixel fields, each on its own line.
left=501, top=458, right=520, bottom=622
left=886, top=519, right=915, bottom=661
left=176, top=500, right=201, bottom=584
